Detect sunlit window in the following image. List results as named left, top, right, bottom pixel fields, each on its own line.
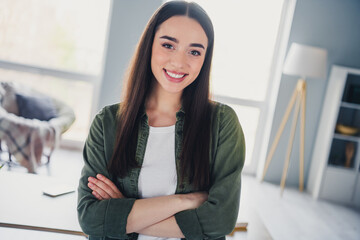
left=0, top=0, right=110, bottom=75
left=192, top=0, right=285, bottom=170
left=0, top=0, right=111, bottom=142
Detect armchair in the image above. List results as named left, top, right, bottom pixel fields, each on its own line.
left=0, top=82, right=75, bottom=173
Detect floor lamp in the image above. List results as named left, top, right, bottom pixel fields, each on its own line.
left=261, top=43, right=328, bottom=195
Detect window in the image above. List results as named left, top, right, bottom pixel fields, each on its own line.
left=0, top=0, right=111, bottom=142
left=192, top=0, right=288, bottom=173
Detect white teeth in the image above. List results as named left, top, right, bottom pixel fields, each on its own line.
left=166, top=70, right=185, bottom=78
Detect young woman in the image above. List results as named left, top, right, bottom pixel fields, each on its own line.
left=77, top=1, right=245, bottom=240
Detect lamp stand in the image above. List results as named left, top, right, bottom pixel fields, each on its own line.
left=261, top=79, right=306, bottom=195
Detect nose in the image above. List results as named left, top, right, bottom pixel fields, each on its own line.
left=170, top=51, right=186, bottom=69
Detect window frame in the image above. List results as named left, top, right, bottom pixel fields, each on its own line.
left=0, top=0, right=113, bottom=149
left=0, top=59, right=101, bottom=149
left=212, top=0, right=297, bottom=175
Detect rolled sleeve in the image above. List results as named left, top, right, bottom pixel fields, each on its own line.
left=175, top=209, right=203, bottom=239
left=77, top=109, right=136, bottom=239
left=175, top=104, right=245, bottom=239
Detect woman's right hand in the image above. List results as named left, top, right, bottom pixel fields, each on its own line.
left=183, top=191, right=208, bottom=209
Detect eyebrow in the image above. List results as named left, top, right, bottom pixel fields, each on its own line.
left=159, top=35, right=205, bottom=49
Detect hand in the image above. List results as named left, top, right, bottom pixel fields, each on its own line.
left=88, top=174, right=125, bottom=200
left=184, top=191, right=208, bottom=209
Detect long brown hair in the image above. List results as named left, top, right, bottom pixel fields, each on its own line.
left=108, top=1, right=214, bottom=190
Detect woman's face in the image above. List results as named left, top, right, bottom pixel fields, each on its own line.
left=151, top=16, right=208, bottom=95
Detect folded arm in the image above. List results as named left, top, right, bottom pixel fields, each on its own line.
left=88, top=174, right=207, bottom=236
left=138, top=216, right=184, bottom=238
left=77, top=110, right=206, bottom=238
left=78, top=104, right=245, bottom=239
left=174, top=105, right=246, bottom=239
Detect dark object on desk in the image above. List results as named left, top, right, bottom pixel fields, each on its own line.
left=42, top=184, right=75, bottom=198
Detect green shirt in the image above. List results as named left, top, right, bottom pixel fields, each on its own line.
left=77, top=102, right=245, bottom=240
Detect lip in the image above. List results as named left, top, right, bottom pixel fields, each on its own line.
left=163, top=69, right=188, bottom=83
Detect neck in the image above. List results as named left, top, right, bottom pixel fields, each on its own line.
left=146, top=83, right=182, bottom=113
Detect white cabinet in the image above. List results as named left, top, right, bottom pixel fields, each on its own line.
left=308, top=65, right=360, bottom=209
left=320, top=167, right=357, bottom=204
left=354, top=176, right=360, bottom=208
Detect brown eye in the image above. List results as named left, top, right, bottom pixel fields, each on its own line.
left=190, top=50, right=201, bottom=56
left=162, top=43, right=174, bottom=49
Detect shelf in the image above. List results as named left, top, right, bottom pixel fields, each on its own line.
left=327, top=164, right=358, bottom=173
left=341, top=102, right=360, bottom=110
left=333, top=133, right=360, bottom=142
left=309, top=66, right=360, bottom=207
left=329, top=133, right=358, bottom=169
left=335, top=106, right=360, bottom=136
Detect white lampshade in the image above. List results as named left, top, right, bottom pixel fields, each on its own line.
left=283, top=43, right=328, bottom=79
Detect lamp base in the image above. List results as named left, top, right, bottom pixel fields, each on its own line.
left=261, top=78, right=306, bottom=195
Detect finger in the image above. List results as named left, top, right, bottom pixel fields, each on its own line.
left=88, top=176, right=124, bottom=199
left=94, top=175, right=124, bottom=198
left=92, top=191, right=103, bottom=200
left=96, top=174, right=123, bottom=195
left=88, top=176, right=115, bottom=198
left=88, top=182, right=111, bottom=199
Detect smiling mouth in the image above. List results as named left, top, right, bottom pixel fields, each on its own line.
left=163, top=69, right=188, bottom=82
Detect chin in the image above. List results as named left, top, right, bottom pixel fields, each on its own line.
left=163, top=87, right=185, bottom=94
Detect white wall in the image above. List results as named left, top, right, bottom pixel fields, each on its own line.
left=262, top=0, right=360, bottom=187
left=97, top=0, right=163, bottom=112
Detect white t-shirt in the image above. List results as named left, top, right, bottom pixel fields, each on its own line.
left=137, top=125, right=180, bottom=240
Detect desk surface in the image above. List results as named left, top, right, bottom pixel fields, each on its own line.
left=0, top=170, right=272, bottom=239
left=0, top=171, right=84, bottom=236
left=0, top=227, right=86, bottom=240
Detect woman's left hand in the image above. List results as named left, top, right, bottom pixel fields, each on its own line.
left=88, top=174, right=125, bottom=200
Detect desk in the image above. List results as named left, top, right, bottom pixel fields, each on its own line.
left=229, top=209, right=272, bottom=240
left=0, top=227, right=86, bottom=240
left=0, top=171, right=85, bottom=236
left=230, top=174, right=273, bottom=240
left=0, top=170, right=272, bottom=239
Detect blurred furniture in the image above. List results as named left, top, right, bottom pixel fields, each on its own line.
left=0, top=82, right=75, bottom=173
left=0, top=171, right=85, bottom=236
left=308, top=65, right=360, bottom=209
left=261, top=43, right=328, bottom=195
left=228, top=222, right=248, bottom=235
